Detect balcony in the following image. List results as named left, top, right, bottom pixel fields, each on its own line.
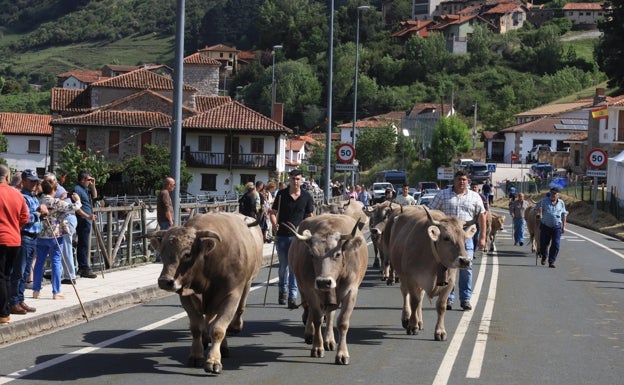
left=183, top=150, right=276, bottom=170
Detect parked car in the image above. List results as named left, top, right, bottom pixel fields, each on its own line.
left=466, top=162, right=490, bottom=183
left=372, top=182, right=394, bottom=203
left=417, top=193, right=437, bottom=207
left=417, top=181, right=440, bottom=192
left=454, top=158, right=474, bottom=171
left=529, top=162, right=553, bottom=178
left=527, top=145, right=553, bottom=162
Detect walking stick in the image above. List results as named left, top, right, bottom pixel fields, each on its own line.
left=263, top=195, right=281, bottom=306
left=45, top=217, right=90, bottom=322
left=90, top=196, right=106, bottom=278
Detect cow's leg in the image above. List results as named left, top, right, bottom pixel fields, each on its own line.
left=435, top=281, right=455, bottom=341
left=309, top=306, right=325, bottom=358
left=399, top=281, right=412, bottom=330
left=334, top=288, right=358, bottom=365
left=406, top=287, right=422, bottom=335
left=180, top=295, right=205, bottom=368
left=323, top=309, right=336, bottom=351
left=372, top=242, right=380, bottom=269
left=228, top=280, right=251, bottom=334
left=204, top=294, right=240, bottom=374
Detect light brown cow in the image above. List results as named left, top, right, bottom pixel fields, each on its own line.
left=321, top=198, right=367, bottom=230
left=525, top=205, right=541, bottom=257
left=485, top=211, right=505, bottom=252
left=286, top=214, right=368, bottom=365
left=364, top=201, right=394, bottom=273
left=386, top=206, right=476, bottom=341
left=149, top=212, right=262, bottom=375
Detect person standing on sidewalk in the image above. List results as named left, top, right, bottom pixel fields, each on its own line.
left=73, top=171, right=98, bottom=279
left=269, top=169, right=314, bottom=309
left=429, top=170, right=487, bottom=311
left=10, top=169, right=48, bottom=315
left=536, top=187, right=568, bottom=268
left=0, top=166, right=29, bottom=324
left=509, top=193, right=530, bottom=246
left=157, top=177, right=175, bottom=230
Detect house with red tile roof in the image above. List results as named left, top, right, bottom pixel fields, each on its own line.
left=0, top=112, right=52, bottom=174
left=49, top=50, right=292, bottom=196
left=562, top=2, right=608, bottom=27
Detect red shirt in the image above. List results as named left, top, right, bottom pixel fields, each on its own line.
left=0, top=184, right=29, bottom=246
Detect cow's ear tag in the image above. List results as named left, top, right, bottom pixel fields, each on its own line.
left=427, top=225, right=440, bottom=241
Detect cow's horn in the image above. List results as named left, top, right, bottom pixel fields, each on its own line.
left=423, top=206, right=440, bottom=226
left=340, top=218, right=361, bottom=241
left=343, top=198, right=352, bottom=209
left=282, top=222, right=312, bottom=241
left=195, top=230, right=222, bottom=242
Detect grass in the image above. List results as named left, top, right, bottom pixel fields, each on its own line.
left=561, top=36, right=598, bottom=62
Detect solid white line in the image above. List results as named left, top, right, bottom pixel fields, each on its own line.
left=466, top=251, right=499, bottom=378
left=0, top=278, right=279, bottom=384
left=432, top=252, right=488, bottom=385
left=566, top=228, right=624, bottom=260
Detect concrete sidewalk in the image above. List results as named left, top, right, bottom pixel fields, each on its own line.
left=0, top=242, right=278, bottom=345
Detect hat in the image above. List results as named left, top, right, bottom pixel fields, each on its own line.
left=21, top=169, right=39, bottom=182
left=245, top=182, right=255, bottom=191
left=550, top=186, right=560, bottom=193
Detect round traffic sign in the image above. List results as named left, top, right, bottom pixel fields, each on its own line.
left=586, top=148, right=607, bottom=169
left=336, top=143, right=356, bottom=163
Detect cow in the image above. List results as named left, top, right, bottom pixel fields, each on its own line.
left=285, top=214, right=368, bottom=365
left=364, top=201, right=393, bottom=271
left=485, top=211, right=505, bottom=252
left=321, top=198, right=367, bottom=230
left=386, top=206, right=476, bottom=341
left=525, top=205, right=541, bottom=257
left=149, top=212, right=263, bottom=375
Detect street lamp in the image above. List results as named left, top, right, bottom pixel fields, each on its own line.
left=402, top=128, right=410, bottom=171
left=271, top=44, right=283, bottom=120
left=351, top=5, right=372, bottom=185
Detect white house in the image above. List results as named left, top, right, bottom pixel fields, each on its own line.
left=0, top=112, right=52, bottom=175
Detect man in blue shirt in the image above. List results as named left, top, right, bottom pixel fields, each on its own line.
left=536, top=186, right=568, bottom=268
left=73, top=171, right=98, bottom=279
left=10, top=169, right=48, bottom=315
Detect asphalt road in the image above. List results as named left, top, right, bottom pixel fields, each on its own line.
left=1, top=214, right=622, bottom=385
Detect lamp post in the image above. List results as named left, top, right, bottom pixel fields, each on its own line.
left=271, top=44, right=283, bottom=120
left=351, top=5, right=372, bottom=185
left=402, top=128, right=410, bottom=171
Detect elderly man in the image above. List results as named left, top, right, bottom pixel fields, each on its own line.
left=536, top=187, right=568, bottom=268
left=73, top=170, right=98, bottom=279
left=509, top=192, right=530, bottom=246
left=429, top=170, right=487, bottom=311
left=157, top=177, right=175, bottom=230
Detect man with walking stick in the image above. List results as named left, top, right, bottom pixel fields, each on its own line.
left=73, top=171, right=98, bottom=279
left=269, top=170, right=314, bottom=308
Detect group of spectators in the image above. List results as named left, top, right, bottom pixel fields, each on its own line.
left=1, top=166, right=98, bottom=324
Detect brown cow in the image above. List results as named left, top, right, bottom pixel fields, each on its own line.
left=364, top=201, right=394, bottom=272
left=149, top=212, right=262, bottom=374
left=485, top=211, right=505, bottom=252
left=321, top=198, right=367, bottom=230
left=525, top=205, right=541, bottom=257
left=286, top=214, right=368, bottom=365
left=387, top=206, right=476, bottom=341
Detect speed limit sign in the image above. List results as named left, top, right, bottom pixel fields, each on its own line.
left=586, top=148, right=607, bottom=169
left=336, top=143, right=356, bottom=163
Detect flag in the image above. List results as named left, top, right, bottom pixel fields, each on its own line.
left=549, top=177, right=567, bottom=190
left=591, top=106, right=608, bottom=120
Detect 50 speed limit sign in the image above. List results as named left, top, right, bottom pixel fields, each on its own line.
left=586, top=148, right=607, bottom=169
left=336, top=143, right=356, bottom=163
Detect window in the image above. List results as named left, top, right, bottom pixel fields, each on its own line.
left=200, top=174, right=217, bottom=191
left=251, top=138, right=264, bottom=153
left=27, top=140, right=40, bottom=154
left=141, top=132, right=152, bottom=155
left=198, top=136, right=212, bottom=152
left=77, top=129, right=87, bottom=151
left=240, top=174, right=256, bottom=186
left=109, top=130, right=119, bottom=154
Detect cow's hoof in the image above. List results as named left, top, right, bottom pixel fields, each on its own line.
left=204, top=361, right=223, bottom=374
left=324, top=340, right=336, bottom=351
left=335, top=354, right=350, bottom=365
left=305, top=334, right=313, bottom=345
left=311, top=348, right=325, bottom=358
left=187, top=356, right=204, bottom=368
left=406, top=327, right=418, bottom=336
left=302, top=308, right=308, bottom=325
left=434, top=332, right=447, bottom=341
left=401, top=318, right=409, bottom=329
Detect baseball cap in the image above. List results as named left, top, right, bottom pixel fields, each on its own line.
left=550, top=186, right=560, bottom=193
left=22, top=169, right=40, bottom=182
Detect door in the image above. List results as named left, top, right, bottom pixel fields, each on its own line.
left=225, top=136, right=240, bottom=165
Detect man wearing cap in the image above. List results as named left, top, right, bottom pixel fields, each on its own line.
left=536, top=187, right=568, bottom=268
left=73, top=170, right=98, bottom=279
left=10, top=169, right=48, bottom=315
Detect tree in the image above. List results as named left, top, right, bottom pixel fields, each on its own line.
left=0, top=132, right=7, bottom=166
left=596, top=0, right=624, bottom=90
left=428, top=116, right=471, bottom=167
left=355, top=125, right=397, bottom=170
left=121, top=145, right=192, bottom=196
left=55, top=144, right=111, bottom=189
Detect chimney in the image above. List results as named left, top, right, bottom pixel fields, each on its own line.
left=593, top=88, right=606, bottom=106
left=273, top=103, right=284, bottom=125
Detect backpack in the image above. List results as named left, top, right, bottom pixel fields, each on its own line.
left=238, top=192, right=255, bottom=216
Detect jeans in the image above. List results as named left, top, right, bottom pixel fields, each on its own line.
left=62, top=215, right=77, bottom=280
left=449, top=238, right=474, bottom=304
left=33, top=238, right=63, bottom=295
left=158, top=221, right=171, bottom=230
left=0, top=245, right=20, bottom=317
left=539, top=224, right=562, bottom=264
left=275, top=236, right=298, bottom=300
left=76, top=217, right=92, bottom=271
left=513, top=217, right=526, bottom=244
left=11, top=235, right=37, bottom=305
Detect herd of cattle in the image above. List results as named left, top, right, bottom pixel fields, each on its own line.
left=146, top=197, right=540, bottom=375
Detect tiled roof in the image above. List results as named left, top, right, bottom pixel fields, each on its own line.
left=184, top=52, right=221, bottom=66
left=309, top=132, right=340, bottom=142
left=337, top=111, right=404, bottom=128
left=499, top=116, right=586, bottom=134
left=199, top=44, right=239, bottom=53
left=50, top=88, right=93, bottom=112
left=484, top=2, right=524, bottom=15
left=102, top=89, right=196, bottom=117
left=183, top=100, right=292, bottom=133
left=237, top=50, right=259, bottom=60
left=562, top=3, right=604, bottom=11
left=0, top=112, right=52, bottom=135
left=390, top=20, right=433, bottom=38
left=52, top=110, right=172, bottom=128
left=56, top=69, right=108, bottom=83
left=92, top=69, right=196, bottom=92
left=565, top=133, right=587, bottom=141
left=409, top=103, right=453, bottom=116
left=194, top=95, right=233, bottom=112
left=286, top=139, right=305, bottom=151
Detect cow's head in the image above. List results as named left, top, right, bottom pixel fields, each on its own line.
left=149, top=226, right=200, bottom=293
left=320, top=203, right=342, bottom=215
left=423, top=206, right=475, bottom=269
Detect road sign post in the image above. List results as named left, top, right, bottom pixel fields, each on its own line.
left=336, top=143, right=356, bottom=163
left=586, top=148, right=608, bottom=223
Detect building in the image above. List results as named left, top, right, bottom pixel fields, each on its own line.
left=0, top=112, right=52, bottom=175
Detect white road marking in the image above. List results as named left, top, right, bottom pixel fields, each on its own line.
left=566, top=228, right=624, bottom=260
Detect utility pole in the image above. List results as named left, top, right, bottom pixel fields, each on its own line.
left=472, top=101, right=477, bottom=151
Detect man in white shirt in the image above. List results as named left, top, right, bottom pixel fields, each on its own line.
left=395, top=185, right=416, bottom=206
